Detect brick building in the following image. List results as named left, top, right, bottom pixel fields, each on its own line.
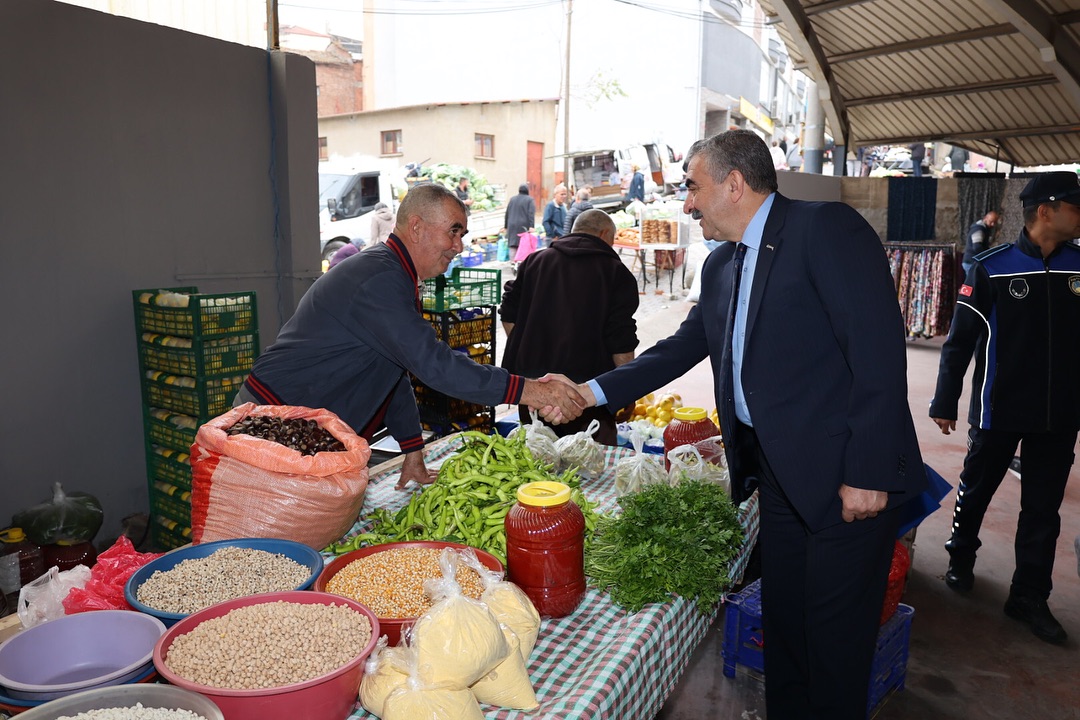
left=280, top=26, right=363, bottom=118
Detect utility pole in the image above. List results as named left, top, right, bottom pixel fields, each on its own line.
left=266, top=0, right=279, bottom=49
left=563, top=0, right=573, bottom=188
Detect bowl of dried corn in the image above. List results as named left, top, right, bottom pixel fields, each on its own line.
left=153, top=590, right=378, bottom=720
left=314, top=540, right=503, bottom=645
left=124, top=537, right=324, bottom=627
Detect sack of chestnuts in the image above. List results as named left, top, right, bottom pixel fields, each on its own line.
left=190, top=403, right=371, bottom=550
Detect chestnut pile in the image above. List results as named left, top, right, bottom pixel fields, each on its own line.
left=227, top=416, right=345, bottom=455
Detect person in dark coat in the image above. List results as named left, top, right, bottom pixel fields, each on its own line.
left=909, top=143, right=927, bottom=177
left=501, top=209, right=639, bottom=445
left=503, top=183, right=536, bottom=254
left=563, top=188, right=594, bottom=235
left=627, top=164, right=645, bottom=203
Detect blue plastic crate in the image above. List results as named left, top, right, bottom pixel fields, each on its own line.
left=721, top=579, right=914, bottom=718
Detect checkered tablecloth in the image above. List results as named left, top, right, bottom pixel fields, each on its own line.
left=339, top=435, right=760, bottom=720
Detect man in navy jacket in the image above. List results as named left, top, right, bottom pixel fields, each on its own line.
left=566, top=130, right=926, bottom=719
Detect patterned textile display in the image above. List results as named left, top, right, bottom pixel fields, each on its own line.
left=887, top=177, right=937, bottom=242
left=956, top=176, right=1006, bottom=246
left=885, top=244, right=957, bottom=338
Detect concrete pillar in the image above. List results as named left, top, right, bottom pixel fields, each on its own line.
left=803, top=82, right=826, bottom=175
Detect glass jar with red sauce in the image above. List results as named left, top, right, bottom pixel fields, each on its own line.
left=663, top=407, right=720, bottom=470
left=505, top=481, right=586, bottom=619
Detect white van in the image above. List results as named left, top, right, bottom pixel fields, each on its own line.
left=318, top=162, right=397, bottom=262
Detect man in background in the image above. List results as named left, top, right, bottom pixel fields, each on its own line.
left=627, top=164, right=645, bottom=203
left=504, top=183, right=536, bottom=260
left=454, top=176, right=473, bottom=214
left=541, top=183, right=568, bottom=243
left=501, top=209, right=639, bottom=445
left=563, top=188, right=594, bottom=236
left=930, top=172, right=1080, bottom=646
left=962, top=210, right=999, bottom=276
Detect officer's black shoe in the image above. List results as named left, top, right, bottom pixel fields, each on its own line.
left=1004, top=593, right=1067, bottom=645
left=944, top=560, right=974, bottom=593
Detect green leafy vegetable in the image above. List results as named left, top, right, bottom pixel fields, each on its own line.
left=585, top=479, right=744, bottom=613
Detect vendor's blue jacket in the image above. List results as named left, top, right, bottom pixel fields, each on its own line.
left=243, top=235, right=526, bottom=451
left=930, top=229, right=1080, bottom=432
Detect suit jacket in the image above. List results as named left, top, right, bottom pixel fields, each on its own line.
left=596, top=193, right=927, bottom=531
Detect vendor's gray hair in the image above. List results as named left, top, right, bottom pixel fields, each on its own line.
left=572, top=209, right=615, bottom=238
left=397, top=183, right=465, bottom=229
left=687, top=130, right=778, bottom=194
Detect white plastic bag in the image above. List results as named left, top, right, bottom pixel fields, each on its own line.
left=508, top=409, right=558, bottom=466
left=554, top=418, right=604, bottom=478
left=17, top=564, right=92, bottom=629
left=459, top=550, right=540, bottom=662
left=667, top=440, right=729, bottom=494
left=614, top=430, right=669, bottom=496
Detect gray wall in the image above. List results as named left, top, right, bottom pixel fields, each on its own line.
left=703, top=22, right=763, bottom=106
left=0, top=0, right=319, bottom=543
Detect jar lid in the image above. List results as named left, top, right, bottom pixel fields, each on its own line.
left=673, top=407, right=707, bottom=422
left=0, top=528, right=26, bottom=543
left=517, top=481, right=571, bottom=507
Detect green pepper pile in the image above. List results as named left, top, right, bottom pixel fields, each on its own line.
left=328, top=431, right=601, bottom=563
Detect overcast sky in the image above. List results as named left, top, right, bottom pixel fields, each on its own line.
left=278, top=0, right=710, bottom=154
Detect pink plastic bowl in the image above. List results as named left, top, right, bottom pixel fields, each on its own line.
left=153, top=591, right=379, bottom=720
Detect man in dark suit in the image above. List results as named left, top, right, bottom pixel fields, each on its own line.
left=565, top=130, right=927, bottom=719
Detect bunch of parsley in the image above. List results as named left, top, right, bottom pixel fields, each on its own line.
left=585, top=479, right=745, bottom=613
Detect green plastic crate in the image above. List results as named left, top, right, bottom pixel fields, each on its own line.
left=421, top=268, right=501, bottom=311
left=151, top=516, right=192, bottom=551
left=139, top=332, right=258, bottom=377
left=145, top=408, right=198, bottom=454
left=150, top=486, right=191, bottom=526
left=148, top=445, right=193, bottom=491
left=142, top=371, right=244, bottom=419
left=134, top=287, right=258, bottom=338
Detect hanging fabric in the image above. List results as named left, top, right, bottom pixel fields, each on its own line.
left=883, top=243, right=957, bottom=338
left=887, top=177, right=937, bottom=242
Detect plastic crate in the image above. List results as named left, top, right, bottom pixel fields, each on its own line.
left=149, top=445, right=193, bottom=491
left=721, top=579, right=914, bottom=718
left=151, top=515, right=192, bottom=551
left=138, top=332, right=258, bottom=377
left=142, top=371, right=244, bottom=419
left=421, top=268, right=501, bottom=311
left=150, top=486, right=191, bottom=526
left=461, top=251, right=483, bottom=268
left=423, top=309, right=496, bottom=350
left=151, top=479, right=192, bottom=505
left=145, top=408, right=198, bottom=454
left=134, top=287, right=258, bottom=338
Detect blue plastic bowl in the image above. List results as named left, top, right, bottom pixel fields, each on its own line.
left=124, top=538, right=324, bottom=627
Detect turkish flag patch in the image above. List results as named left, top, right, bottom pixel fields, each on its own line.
left=959, top=284, right=973, bottom=296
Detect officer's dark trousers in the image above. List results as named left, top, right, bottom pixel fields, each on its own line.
left=947, top=426, right=1077, bottom=598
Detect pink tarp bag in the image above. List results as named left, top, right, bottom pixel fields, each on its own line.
left=514, top=232, right=538, bottom=262
left=190, top=403, right=371, bottom=550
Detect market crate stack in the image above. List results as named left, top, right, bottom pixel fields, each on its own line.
left=133, top=287, right=259, bottom=550
left=414, top=268, right=500, bottom=438
left=721, top=578, right=914, bottom=718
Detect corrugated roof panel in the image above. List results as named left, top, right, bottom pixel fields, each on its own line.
left=813, top=0, right=989, bottom=55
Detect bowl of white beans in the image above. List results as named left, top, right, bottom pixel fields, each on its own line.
left=124, top=538, right=324, bottom=627
left=153, top=591, right=379, bottom=720
left=13, top=683, right=224, bottom=720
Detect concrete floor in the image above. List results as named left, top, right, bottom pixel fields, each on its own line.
left=635, top=300, right=1080, bottom=720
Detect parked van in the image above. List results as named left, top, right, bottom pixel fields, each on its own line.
left=565, top=142, right=684, bottom=210
left=318, top=161, right=396, bottom=262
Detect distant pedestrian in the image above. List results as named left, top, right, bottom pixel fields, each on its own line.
left=563, top=188, right=594, bottom=236
left=909, top=143, right=927, bottom=177
left=785, top=137, right=802, bottom=172
left=504, top=183, right=536, bottom=256
left=455, top=176, right=474, bottom=214
left=949, top=146, right=970, bottom=175
left=627, top=164, right=645, bottom=203
left=368, top=202, right=395, bottom=247
left=542, top=184, right=569, bottom=242
left=961, top=210, right=999, bottom=276
left=770, top=140, right=787, bottom=171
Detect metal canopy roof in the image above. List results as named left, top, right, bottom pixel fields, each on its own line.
left=758, top=0, right=1080, bottom=166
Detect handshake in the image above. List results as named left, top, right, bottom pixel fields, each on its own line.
left=522, top=374, right=597, bottom=425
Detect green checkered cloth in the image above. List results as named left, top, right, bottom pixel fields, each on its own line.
left=340, top=435, right=759, bottom=719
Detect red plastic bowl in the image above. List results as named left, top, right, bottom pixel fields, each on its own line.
left=153, top=591, right=379, bottom=720
left=315, top=540, right=503, bottom=646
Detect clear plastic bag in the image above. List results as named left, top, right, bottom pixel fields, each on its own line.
left=16, top=564, right=92, bottom=629
left=382, top=641, right=484, bottom=720
left=411, top=549, right=509, bottom=689
left=667, top=440, right=730, bottom=494
left=614, top=430, right=669, bottom=496
left=554, top=418, right=605, bottom=477
left=360, top=636, right=410, bottom=719
left=459, top=549, right=540, bottom=662
left=508, top=409, right=558, bottom=467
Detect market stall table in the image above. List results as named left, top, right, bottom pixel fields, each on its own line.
left=333, top=434, right=759, bottom=720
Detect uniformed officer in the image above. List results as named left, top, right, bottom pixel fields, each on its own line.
left=930, top=171, right=1080, bottom=645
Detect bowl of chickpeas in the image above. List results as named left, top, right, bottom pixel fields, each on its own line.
left=153, top=591, right=378, bottom=720
left=314, top=540, right=503, bottom=645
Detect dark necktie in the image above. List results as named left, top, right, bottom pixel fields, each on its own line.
left=721, top=243, right=747, bottom=425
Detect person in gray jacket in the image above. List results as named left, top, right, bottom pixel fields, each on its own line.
left=237, top=184, right=586, bottom=488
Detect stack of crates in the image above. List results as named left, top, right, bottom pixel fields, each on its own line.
left=133, top=287, right=259, bottom=550
left=720, top=578, right=915, bottom=718
left=415, top=268, right=501, bottom=438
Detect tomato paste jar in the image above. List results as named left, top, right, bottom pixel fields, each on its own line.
left=505, top=481, right=586, bottom=619
left=663, top=407, right=720, bottom=470
left=42, top=539, right=98, bottom=572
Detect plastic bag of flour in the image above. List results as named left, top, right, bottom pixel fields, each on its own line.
left=460, top=549, right=540, bottom=662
